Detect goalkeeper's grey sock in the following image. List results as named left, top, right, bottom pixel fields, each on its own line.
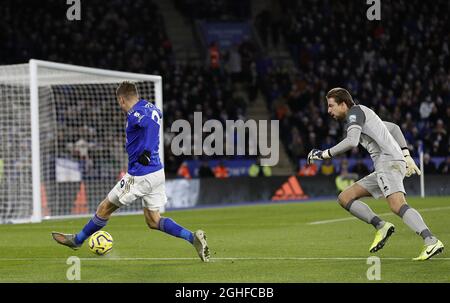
left=344, top=200, right=385, bottom=229
left=397, top=204, right=437, bottom=245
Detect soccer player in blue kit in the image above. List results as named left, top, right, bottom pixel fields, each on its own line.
left=52, top=81, right=210, bottom=262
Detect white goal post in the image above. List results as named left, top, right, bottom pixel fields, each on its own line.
left=0, top=60, right=163, bottom=224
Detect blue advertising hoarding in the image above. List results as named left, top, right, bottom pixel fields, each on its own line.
left=200, top=21, right=252, bottom=50
left=185, top=159, right=256, bottom=178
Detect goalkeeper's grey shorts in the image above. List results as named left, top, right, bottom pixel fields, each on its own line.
left=108, top=168, right=167, bottom=211
left=356, top=160, right=407, bottom=199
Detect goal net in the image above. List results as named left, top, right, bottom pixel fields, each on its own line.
left=0, top=60, right=162, bottom=223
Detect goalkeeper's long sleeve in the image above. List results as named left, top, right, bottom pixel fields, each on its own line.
left=329, top=126, right=362, bottom=157
left=383, top=121, right=408, bottom=149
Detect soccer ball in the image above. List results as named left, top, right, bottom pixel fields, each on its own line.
left=88, top=231, right=113, bottom=256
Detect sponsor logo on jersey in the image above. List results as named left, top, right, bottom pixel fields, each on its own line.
left=134, top=111, right=144, bottom=122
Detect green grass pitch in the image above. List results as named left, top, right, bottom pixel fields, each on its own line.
left=0, top=197, right=448, bottom=282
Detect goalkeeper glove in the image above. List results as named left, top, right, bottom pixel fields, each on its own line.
left=307, top=149, right=331, bottom=164
left=402, top=148, right=421, bottom=177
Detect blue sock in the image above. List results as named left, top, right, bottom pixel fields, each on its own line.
left=74, top=214, right=108, bottom=245
left=158, top=217, right=193, bottom=244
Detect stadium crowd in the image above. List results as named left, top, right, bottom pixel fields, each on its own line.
left=1, top=0, right=173, bottom=74
left=1, top=0, right=259, bottom=178
left=1, top=0, right=448, bottom=179
left=161, top=60, right=255, bottom=175
left=258, top=0, right=449, bottom=174
left=174, top=0, right=251, bottom=21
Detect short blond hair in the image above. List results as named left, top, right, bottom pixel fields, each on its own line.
left=116, top=81, right=138, bottom=99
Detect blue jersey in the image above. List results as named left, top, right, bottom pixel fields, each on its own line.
left=125, top=99, right=163, bottom=176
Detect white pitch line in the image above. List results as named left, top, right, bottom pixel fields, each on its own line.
left=0, top=257, right=448, bottom=261
left=308, top=206, right=450, bottom=225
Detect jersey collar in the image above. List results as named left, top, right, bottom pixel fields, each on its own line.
left=127, top=99, right=145, bottom=115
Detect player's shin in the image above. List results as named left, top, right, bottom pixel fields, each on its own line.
left=397, top=204, right=437, bottom=245
left=74, top=214, right=108, bottom=245
left=343, top=200, right=385, bottom=229
left=158, top=217, right=194, bottom=243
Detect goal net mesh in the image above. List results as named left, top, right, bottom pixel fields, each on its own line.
left=0, top=62, right=158, bottom=223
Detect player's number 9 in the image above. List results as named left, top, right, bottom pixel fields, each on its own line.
left=151, top=110, right=161, bottom=125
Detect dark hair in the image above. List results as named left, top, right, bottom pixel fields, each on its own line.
left=116, top=81, right=138, bottom=99
left=326, top=88, right=355, bottom=108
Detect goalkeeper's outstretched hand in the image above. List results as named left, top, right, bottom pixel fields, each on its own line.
left=402, top=149, right=421, bottom=177
left=307, top=149, right=331, bottom=165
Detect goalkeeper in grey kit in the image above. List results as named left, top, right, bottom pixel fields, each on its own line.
left=307, top=88, right=444, bottom=260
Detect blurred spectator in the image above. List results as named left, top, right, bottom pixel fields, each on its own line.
left=335, top=160, right=358, bottom=194
left=177, top=162, right=192, bottom=179
left=174, top=0, right=250, bottom=20
left=213, top=161, right=229, bottom=178
left=225, top=43, right=242, bottom=83
left=198, top=161, right=214, bottom=178
left=255, top=9, right=270, bottom=48
left=2, top=0, right=448, bottom=180
left=427, top=119, right=448, bottom=156
left=248, top=158, right=272, bottom=177
left=268, top=0, right=283, bottom=49
left=288, top=128, right=306, bottom=159
left=259, top=0, right=449, bottom=164
left=438, top=157, right=450, bottom=175
left=208, top=41, right=221, bottom=71
left=2, top=0, right=172, bottom=74
left=423, top=153, right=437, bottom=174
left=71, top=137, right=94, bottom=175
left=351, top=159, right=370, bottom=177
left=239, top=39, right=257, bottom=83
left=165, top=155, right=181, bottom=178
left=419, top=97, right=434, bottom=120
left=320, top=159, right=335, bottom=176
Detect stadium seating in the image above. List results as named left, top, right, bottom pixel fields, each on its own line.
left=174, top=0, right=251, bottom=20
left=258, top=0, right=449, bottom=169
left=1, top=0, right=447, bottom=178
